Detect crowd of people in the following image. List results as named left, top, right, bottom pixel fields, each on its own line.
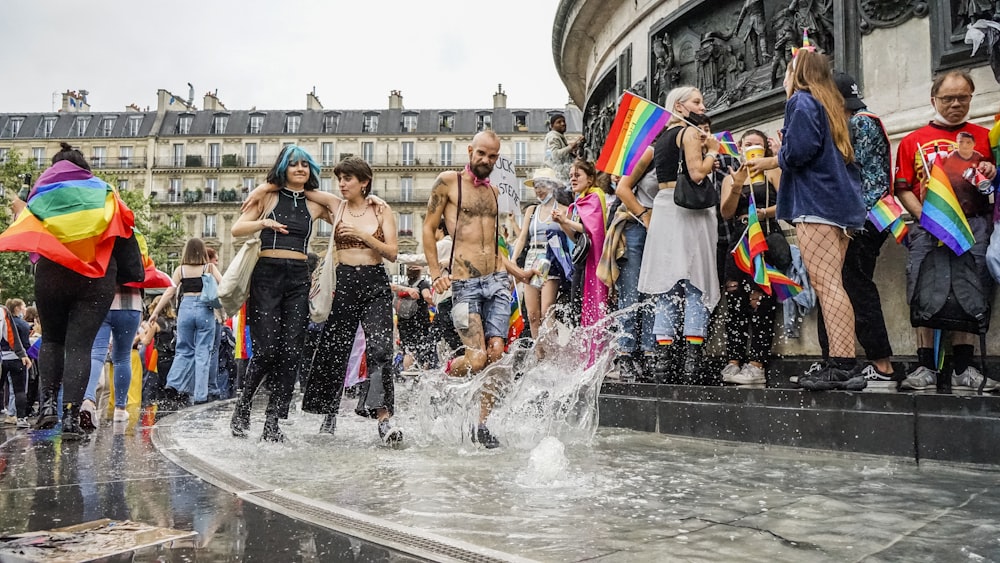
left=4, top=49, right=1000, bottom=450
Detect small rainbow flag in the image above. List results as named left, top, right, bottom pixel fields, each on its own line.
left=596, top=91, right=672, bottom=177
left=764, top=263, right=803, bottom=302
left=921, top=155, right=975, bottom=255
left=890, top=218, right=908, bottom=244
left=732, top=229, right=753, bottom=276
left=747, top=191, right=770, bottom=292
left=715, top=131, right=740, bottom=158
left=868, top=195, right=909, bottom=245
left=990, top=115, right=1000, bottom=164
left=498, top=234, right=525, bottom=346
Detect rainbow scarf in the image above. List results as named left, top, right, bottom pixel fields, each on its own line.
left=596, top=92, right=672, bottom=177
left=921, top=155, right=975, bottom=255
left=714, top=131, right=740, bottom=158
left=0, top=160, right=134, bottom=277
left=497, top=235, right=525, bottom=345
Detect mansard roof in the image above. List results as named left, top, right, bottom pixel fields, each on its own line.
left=0, top=112, right=157, bottom=140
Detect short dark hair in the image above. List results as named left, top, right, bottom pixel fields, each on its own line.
left=51, top=142, right=90, bottom=170
left=931, top=70, right=975, bottom=97
left=740, top=129, right=774, bottom=157
left=334, top=156, right=374, bottom=197
left=549, top=114, right=565, bottom=127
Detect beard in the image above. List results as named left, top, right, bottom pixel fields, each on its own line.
left=471, top=162, right=492, bottom=180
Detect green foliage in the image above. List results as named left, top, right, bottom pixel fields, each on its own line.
left=0, top=149, right=37, bottom=302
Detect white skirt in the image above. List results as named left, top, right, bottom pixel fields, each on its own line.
left=637, top=188, right=720, bottom=309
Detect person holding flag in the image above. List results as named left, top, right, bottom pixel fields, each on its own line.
left=894, top=70, right=997, bottom=392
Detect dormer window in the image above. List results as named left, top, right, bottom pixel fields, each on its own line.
left=363, top=112, right=379, bottom=133
left=248, top=113, right=264, bottom=134
left=71, top=116, right=91, bottom=137
left=476, top=111, right=492, bottom=132
left=284, top=113, right=301, bottom=134
left=402, top=112, right=418, bottom=133
left=176, top=114, right=193, bottom=135
left=126, top=115, right=143, bottom=136
left=513, top=111, right=528, bottom=132
left=438, top=111, right=455, bottom=133
left=212, top=114, right=229, bottom=135
left=2, top=117, right=24, bottom=138
left=323, top=112, right=340, bottom=133
left=99, top=116, right=116, bottom=137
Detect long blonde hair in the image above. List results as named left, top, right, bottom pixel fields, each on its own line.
left=787, top=50, right=854, bottom=163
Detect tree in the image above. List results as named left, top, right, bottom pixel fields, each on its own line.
left=97, top=172, right=185, bottom=270
left=0, top=149, right=37, bottom=302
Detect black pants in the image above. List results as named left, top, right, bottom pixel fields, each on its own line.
left=433, top=297, right=463, bottom=352
left=2, top=359, right=27, bottom=418
left=240, top=258, right=310, bottom=419
left=817, top=222, right=892, bottom=361
left=35, top=257, right=117, bottom=406
left=724, top=278, right=777, bottom=364
left=302, top=265, right=394, bottom=417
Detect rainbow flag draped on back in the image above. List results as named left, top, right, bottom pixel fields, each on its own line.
left=921, top=155, right=975, bottom=255
left=868, top=195, right=909, bottom=244
left=0, top=160, right=134, bottom=277
left=497, top=235, right=525, bottom=344
left=596, top=92, right=672, bottom=177
left=714, top=131, right=740, bottom=158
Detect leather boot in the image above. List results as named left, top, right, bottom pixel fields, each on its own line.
left=652, top=345, right=675, bottom=384
left=230, top=396, right=251, bottom=438
left=261, top=414, right=285, bottom=443
left=34, top=391, right=59, bottom=430
left=682, top=344, right=704, bottom=385
left=61, top=403, right=86, bottom=441
left=319, top=413, right=337, bottom=435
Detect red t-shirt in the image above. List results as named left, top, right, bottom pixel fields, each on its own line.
left=894, top=121, right=993, bottom=217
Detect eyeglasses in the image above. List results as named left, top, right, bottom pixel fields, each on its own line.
left=935, top=95, right=973, bottom=105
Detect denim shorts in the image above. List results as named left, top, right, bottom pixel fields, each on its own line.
left=450, top=271, right=512, bottom=340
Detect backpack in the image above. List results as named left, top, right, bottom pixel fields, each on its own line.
left=910, top=245, right=991, bottom=334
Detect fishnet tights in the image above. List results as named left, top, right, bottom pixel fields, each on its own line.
left=796, top=223, right=855, bottom=358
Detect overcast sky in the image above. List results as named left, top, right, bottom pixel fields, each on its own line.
left=0, top=0, right=572, bottom=113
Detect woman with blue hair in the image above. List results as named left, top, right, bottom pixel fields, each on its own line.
left=229, top=145, right=330, bottom=442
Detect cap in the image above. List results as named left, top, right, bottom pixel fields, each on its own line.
left=524, top=167, right=560, bottom=188
left=833, top=71, right=865, bottom=111
left=549, top=114, right=565, bottom=127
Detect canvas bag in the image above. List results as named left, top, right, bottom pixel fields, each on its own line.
left=219, top=193, right=278, bottom=317
left=309, top=201, right=345, bottom=323
left=198, top=264, right=222, bottom=309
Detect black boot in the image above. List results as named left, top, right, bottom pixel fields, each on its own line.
left=61, top=403, right=86, bottom=441
left=682, top=344, right=704, bottom=385
left=261, top=414, right=285, bottom=443
left=230, top=397, right=251, bottom=438
left=34, top=392, right=59, bottom=430
left=652, top=346, right=675, bottom=384
left=319, top=413, right=336, bottom=435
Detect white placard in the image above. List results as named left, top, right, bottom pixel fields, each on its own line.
left=490, top=155, right=522, bottom=223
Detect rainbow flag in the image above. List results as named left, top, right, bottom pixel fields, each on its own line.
left=715, top=131, right=740, bottom=158
left=921, top=155, right=975, bottom=255
left=990, top=116, right=1000, bottom=164
left=498, top=235, right=525, bottom=345
left=232, top=303, right=252, bottom=360
left=746, top=191, right=770, bottom=292
left=868, top=195, right=909, bottom=245
left=596, top=91, right=672, bottom=177
left=764, top=263, right=803, bottom=302
left=731, top=229, right=753, bottom=276
left=890, top=218, right=908, bottom=244
left=0, top=160, right=134, bottom=277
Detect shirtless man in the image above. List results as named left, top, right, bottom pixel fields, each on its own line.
left=423, top=130, right=533, bottom=448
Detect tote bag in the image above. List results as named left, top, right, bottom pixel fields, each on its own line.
left=309, top=202, right=345, bottom=323
left=219, top=193, right=278, bottom=317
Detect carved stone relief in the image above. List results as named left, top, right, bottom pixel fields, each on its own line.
left=859, top=0, right=928, bottom=34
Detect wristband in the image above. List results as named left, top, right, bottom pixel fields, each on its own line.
left=637, top=208, right=648, bottom=218
left=706, top=151, right=719, bottom=159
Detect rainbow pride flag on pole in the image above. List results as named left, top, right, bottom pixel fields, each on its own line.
left=921, top=155, right=975, bottom=255
left=868, top=195, right=909, bottom=244
left=746, top=190, right=770, bottom=292
left=498, top=234, right=525, bottom=345
left=596, top=92, right=672, bottom=177
left=0, top=160, right=134, bottom=277
left=764, top=263, right=803, bottom=302
left=714, top=131, right=740, bottom=158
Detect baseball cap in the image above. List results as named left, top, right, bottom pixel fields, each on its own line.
left=833, top=71, right=866, bottom=111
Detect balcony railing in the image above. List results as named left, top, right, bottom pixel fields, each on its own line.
left=151, top=153, right=539, bottom=169
left=90, top=157, right=147, bottom=169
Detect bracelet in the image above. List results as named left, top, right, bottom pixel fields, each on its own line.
left=706, top=151, right=719, bottom=159
left=636, top=208, right=648, bottom=218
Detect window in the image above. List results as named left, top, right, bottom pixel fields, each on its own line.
left=440, top=141, right=452, bottom=166
left=243, top=177, right=256, bottom=191
left=248, top=114, right=264, bottom=134
left=92, top=146, right=106, bottom=168
left=245, top=143, right=257, bottom=166
left=169, top=178, right=182, bottom=202
left=172, top=144, right=184, bottom=167
left=402, top=113, right=418, bottom=133
left=176, top=115, right=192, bottom=135
left=117, top=179, right=129, bottom=191
left=321, top=142, right=334, bottom=166
left=72, top=116, right=91, bottom=137
left=205, top=178, right=218, bottom=202
left=32, top=147, right=45, bottom=167
left=362, top=113, right=379, bottom=133
left=513, top=112, right=529, bottom=131
left=212, top=114, right=228, bottom=135
left=208, top=143, right=221, bottom=167
left=203, top=214, right=217, bottom=238
left=398, top=212, right=413, bottom=236
left=514, top=141, right=527, bottom=166
left=3, top=117, right=24, bottom=137
left=400, top=177, right=413, bottom=202
left=100, top=117, right=116, bottom=137
left=438, top=112, right=455, bottom=132
left=362, top=142, right=374, bottom=163
left=320, top=177, right=334, bottom=193
left=322, top=112, right=339, bottom=133
left=126, top=115, right=142, bottom=136
left=119, top=146, right=133, bottom=167
left=38, top=117, right=57, bottom=138
left=0, top=148, right=8, bottom=164
left=284, top=114, right=300, bottom=134
left=476, top=112, right=492, bottom=132
left=401, top=142, right=414, bottom=165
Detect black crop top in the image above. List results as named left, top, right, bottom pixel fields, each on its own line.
left=735, top=179, right=781, bottom=234
left=654, top=126, right=684, bottom=183
left=179, top=265, right=205, bottom=293
left=260, top=188, right=313, bottom=254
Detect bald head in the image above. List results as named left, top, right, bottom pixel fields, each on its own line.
left=468, top=130, right=501, bottom=180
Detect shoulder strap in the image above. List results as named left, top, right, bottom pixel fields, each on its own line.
left=450, top=173, right=461, bottom=272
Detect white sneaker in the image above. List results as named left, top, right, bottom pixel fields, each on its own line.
left=721, top=363, right=742, bottom=384
left=1, top=415, right=16, bottom=426
left=860, top=364, right=894, bottom=387
left=900, top=366, right=938, bottom=390
left=951, top=366, right=999, bottom=391
left=112, top=408, right=130, bottom=423
left=16, top=417, right=30, bottom=429
left=792, top=361, right=824, bottom=384
left=731, top=363, right=766, bottom=385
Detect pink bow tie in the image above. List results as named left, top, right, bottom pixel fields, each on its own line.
left=465, top=164, right=491, bottom=187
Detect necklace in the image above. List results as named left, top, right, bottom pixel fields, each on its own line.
left=347, top=204, right=368, bottom=218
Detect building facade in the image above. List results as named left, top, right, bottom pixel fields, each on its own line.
left=0, top=87, right=582, bottom=273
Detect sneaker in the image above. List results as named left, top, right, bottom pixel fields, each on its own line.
left=951, top=365, right=1000, bottom=392
left=112, top=408, right=130, bottom=423
left=720, top=363, right=742, bottom=384
left=79, top=400, right=98, bottom=432
left=799, top=362, right=867, bottom=391
left=900, top=366, right=939, bottom=390
left=472, top=424, right=501, bottom=449
left=730, top=363, right=766, bottom=385
left=860, top=364, right=895, bottom=387
left=16, top=417, right=30, bottom=429
left=378, top=419, right=403, bottom=447
left=1, top=415, right=17, bottom=426
left=319, top=414, right=337, bottom=435
left=792, top=361, right=824, bottom=385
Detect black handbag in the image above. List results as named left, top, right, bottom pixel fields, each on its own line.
left=571, top=230, right=590, bottom=266
left=761, top=184, right=792, bottom=270
left=673, top=128, right=719, bottom=210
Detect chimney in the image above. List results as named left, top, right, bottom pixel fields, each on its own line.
left=306, top=87, right=323, bottom=110
left=60, top=90, right=88, bottom=112
left=157, top=89, right=194, bottom=113
left=388, top=90, right=403, bottom=110
left=203, top=91, right=226, bottom=111
left=493, top=84, right=507, bottom=109
left=125, top=103, right=141, bottom=113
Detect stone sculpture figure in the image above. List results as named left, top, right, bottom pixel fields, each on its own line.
left=788, top=0, right=834, bottom=54
left=771, top=7, right=797, bottom=86
left=732, top=0, right=769, bottom=67
left=957, top=0, right=997, bottom=28
left=652, top=34, right=681, bottom=106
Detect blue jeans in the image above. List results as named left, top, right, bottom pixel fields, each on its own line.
left=165, top=298, right=217, bottom=399
left=450, top=271, right=512, bottom=340
left=204, top=321, right=222, bottom=401
left=85, top=309, right=141, bottom=408
left=653, top=280, right=710, bottom=340
left=615, top=220, right=655, bottom=354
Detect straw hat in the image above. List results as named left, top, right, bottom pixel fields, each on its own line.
left=524, top=167, right=560, bottom=188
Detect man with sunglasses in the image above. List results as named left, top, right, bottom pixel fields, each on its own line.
left=894, top=70, right=998, bottom=392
